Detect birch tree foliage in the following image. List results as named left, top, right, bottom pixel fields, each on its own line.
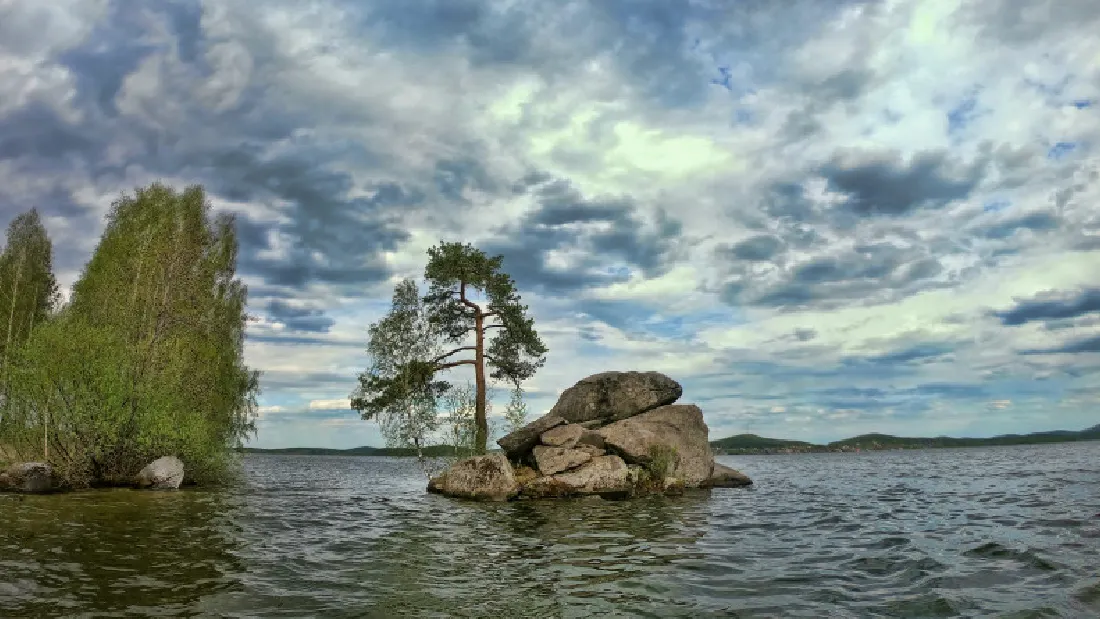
left=3, top=183, right=259, bottom=486
left=0, top=209, right=59, bottom=372
left=351, top=279, right=448, bottom=461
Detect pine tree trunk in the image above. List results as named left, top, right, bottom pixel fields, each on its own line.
left=473, top=310, right=487, bottom=454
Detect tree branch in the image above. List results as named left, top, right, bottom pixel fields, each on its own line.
left=458, top=281, right=482, bottom=313
left=437, top=359, right=477, bottom=370
left=431, top=346, right=476, bottom=365
left=484, top=323, right=506, bottom=331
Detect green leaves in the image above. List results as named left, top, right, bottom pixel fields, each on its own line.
left=354, top=241, right=548, bottom=455
left=0, top=183, right=259, bottom=487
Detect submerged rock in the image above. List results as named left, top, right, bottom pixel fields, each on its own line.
left=703, top=462, right=753, bottom=488
left=597, top=404, right=715, bottom=487
left=135, top=456, right=185, bottom=490
left=497, top=415, right=565, bottom=457
left=547, top=371, right=683, bottom=425
left=1, top=462, right=54, bottom=493
left=427, top=453, right=517, bottom=502
left=532, top=445, right=592, bottom=475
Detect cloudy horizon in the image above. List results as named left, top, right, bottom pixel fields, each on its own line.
left=2, top=0, right=1098, bottom=449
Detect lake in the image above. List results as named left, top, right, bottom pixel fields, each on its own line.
left=2, top=442, right=1099, bottom=617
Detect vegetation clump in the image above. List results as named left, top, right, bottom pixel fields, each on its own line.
left=0, top=184, right=259, bottom=488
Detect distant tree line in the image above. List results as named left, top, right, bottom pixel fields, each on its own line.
left=0, top=183, right=259, bottom=487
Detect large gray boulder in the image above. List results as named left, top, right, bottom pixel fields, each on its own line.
left=497, top=415, right=565, bottom=457
left=427, top=453, right=518, bottom=501
left=703, top=462, right=753, bottom=488
left=548, top=371, right=682, bottom=425
left=532, top=445, right=592, bottom=475
left=134, top=456, right=185, bottom=490
left=597, top=404, right=715, bottom=488
left=1, top=462, right=54, bottom=493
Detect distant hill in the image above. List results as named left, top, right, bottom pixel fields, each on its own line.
left=711, top=424, right=1100, bottom=455
left=239, top=445, right=463, bottom=457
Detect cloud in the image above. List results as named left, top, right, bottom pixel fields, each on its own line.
left=992, top=287, right=1100, bottom=326
left=2, top=0, right=1099, bottom=447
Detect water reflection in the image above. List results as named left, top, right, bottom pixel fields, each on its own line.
left=1, top=489, right=245, bottom=616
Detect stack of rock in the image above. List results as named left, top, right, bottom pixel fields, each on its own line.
left=427, top=371, right=752, bottom=501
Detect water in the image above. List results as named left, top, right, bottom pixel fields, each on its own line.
left=2, top=442, right=1099, bottom=618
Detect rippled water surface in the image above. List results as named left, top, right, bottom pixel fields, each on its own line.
left=3, top=442, right=1099, bottom=617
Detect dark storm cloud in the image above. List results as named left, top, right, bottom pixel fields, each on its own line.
left=848, top=342, right=955, bottom=366
left=993, top=287, right=1100, bottom=326
left=974, top=211, right=1062, bottom=239
left=964, top=0, right=1100, bottom=44
left=263, top=300, right=335, bottom=333
left=1020, top=334, right=1100, bottom=355
left=0, top=1, right=475, bottom=291
left=793, top=328, right=817, bottom=342
left=484, top=177, right=683, bottom=294
left=818, top=149, right=987, bottom=216
left=723, top=234, right=785, bottom=261
left=723, top=240, right=947, bottom=310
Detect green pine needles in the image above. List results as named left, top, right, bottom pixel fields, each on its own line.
left=352, top=241, right=548, bottom=455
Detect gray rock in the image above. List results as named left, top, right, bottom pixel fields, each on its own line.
left=532, top=445, right=592, bottom=475
left=497, top=415, right=566, bottom=457
left=2, top=462, right=54, bottom=493
left=576, top=444, right=606, bottom=458
left=540, top=423, right=584, bottom=448
left=553, top=455, right=632, bottom=496
left=576, top=430, right=606, bottom=449
left=597, top=404, right=714, bottom=488
left=548, top=371, right=682, bottom=424
left=703, top=462, right=753, bottom=488
left=135, top=456, right=185, bottom=490
left=427, top=453, right=518, bottom=501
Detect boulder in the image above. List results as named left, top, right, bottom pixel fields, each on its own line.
left=540, top=423, right=584, bottom=448
left=548, top=371, right=683, bottom=425
left=576, top=430, right=606, bottom=449
left=703, top=462, right=753, bottom=488
left=532, top=445, right=592, bottom=475
left=427, top=453, right=517, bottom=501
left=553, top=455, right=632, bottom=496
left=576, top=444, right=606, bottom=458
left=134, top=456, right=185, bottom=490
left=597, top=404, right=714, bottom=487
left=497, top=415, right=565, bottom=456
left=2, top=462, right=54, bottom=493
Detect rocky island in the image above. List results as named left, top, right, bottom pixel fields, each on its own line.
left=427, top=371, right=752, bottom=501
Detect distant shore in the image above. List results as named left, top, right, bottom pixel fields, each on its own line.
left=240, top=424, right=1100, bottom=457
left=710, top=425, right=1100, bottom=455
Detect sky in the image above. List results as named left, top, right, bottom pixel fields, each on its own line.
left=1, top=0, right=1098, bottom=449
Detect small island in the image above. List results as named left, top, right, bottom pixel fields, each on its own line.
left=426, top=370, right=752, bottom=501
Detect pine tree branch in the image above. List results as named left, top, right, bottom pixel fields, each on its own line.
left=430, top=346, right=477, bottom=364
left=437, top=359, right=477, bottom=370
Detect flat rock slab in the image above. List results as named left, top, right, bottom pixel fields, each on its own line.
left=428, top=453, right=518, bottom=502
left=135, top=456, right=185, bottom=490
left=703, top=462, right=753, bottom=488
left=598, top=404, right=714, bottom=488
left=548, top=371, right=682, bottom=425
left=540, top=423, right=584, bottom=448
left=532, top=445, right=592, bottom=475
left=497, top=415, right=565, bottom=457
left=553, top=455, right=632, bottom=496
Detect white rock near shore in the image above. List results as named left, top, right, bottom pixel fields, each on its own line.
left=428, top=371, right=753, bottom=501
left=134, top=456, right=185, bottom=490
